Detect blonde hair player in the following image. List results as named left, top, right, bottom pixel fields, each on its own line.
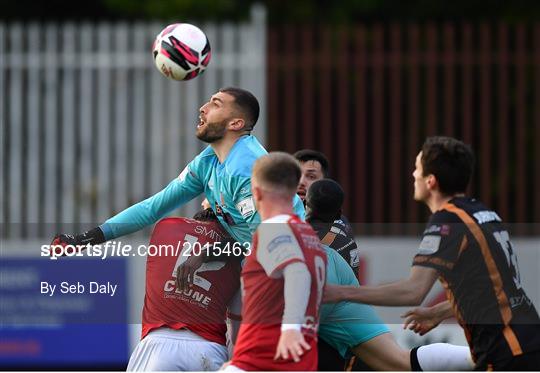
left=225, top=153, right=327, bottom=371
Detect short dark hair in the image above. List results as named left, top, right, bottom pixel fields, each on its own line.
left=219, top=87, right=260, bottom=130
left=421, top=136, right=475, bottom=196
left=306, top=179, right=344, bottom=222
left=252, top=152, right=301, bottom=197
left=192, top=208, right=218, bottom=222
left=293, top=149, right=330, bottom=177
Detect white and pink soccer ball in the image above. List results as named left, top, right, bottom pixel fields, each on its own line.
left=152, top=23, right=211, bottom=81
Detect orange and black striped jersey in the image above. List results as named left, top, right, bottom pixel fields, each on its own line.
left=412, top=197, right=540, bottom=369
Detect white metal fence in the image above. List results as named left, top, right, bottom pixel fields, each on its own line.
left=0, top=7, right=267, bottom=239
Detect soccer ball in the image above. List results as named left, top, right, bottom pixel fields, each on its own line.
left=152, top=23, right=211, bottom=81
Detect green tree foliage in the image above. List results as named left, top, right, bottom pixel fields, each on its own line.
left=103, top=0, right=254, bottom=22
left=104, top=0, right=540, bottom=23
left=2, top=0, right=539, bottom=22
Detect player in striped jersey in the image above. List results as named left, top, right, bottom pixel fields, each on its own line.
left=309, top=178, right=473, bottom=371
left=325, top=136, right=540, bottom=370
left=294, top=150, right=363, bottom=371
left=294, top=150, right=358, bottom=271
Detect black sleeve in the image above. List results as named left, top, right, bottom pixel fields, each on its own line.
left=332, top=214, right=354, bottom=237
left=412, top=210, right=466, bottom=273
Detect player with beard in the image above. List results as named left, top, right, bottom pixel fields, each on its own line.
left=294, top=150, right=363, bottom=371
left=294, top=150, right=358, bottom=271
left=50, top=87, right=305, bottom=286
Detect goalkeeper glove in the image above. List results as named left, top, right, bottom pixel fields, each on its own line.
left=50, top=227, right=106, bottom=257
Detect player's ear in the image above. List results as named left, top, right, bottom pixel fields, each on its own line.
left=426, top=174, right=437, bottom=190
left=228, top=118, right=246, bottom=132
left=252, top=185, right=262, bottom=203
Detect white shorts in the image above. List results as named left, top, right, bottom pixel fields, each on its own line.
left=127, top=327, right=228, bottom=371
left=222, top=364, right=244, bottom=371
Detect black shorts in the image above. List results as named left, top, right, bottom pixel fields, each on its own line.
left=477, top=350, right=540, bottom=371
left=317, top=338, right=373, bottom=371
left=318, top=338, right=348, bottom=371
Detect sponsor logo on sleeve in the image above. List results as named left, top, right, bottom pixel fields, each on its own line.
left=473, top=210, right=502, bottom=224
left=423, top=224, right=441, bottom=234
left=236, top=197, right=255, bottom=218
left=440, top=224, right=451, bottom=235
left=418, top=235, right=441, bottom=255
left=267, top=235, right=293, bottom=253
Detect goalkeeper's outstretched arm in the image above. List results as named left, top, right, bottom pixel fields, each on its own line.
left=50, top=165, right=204, bottom=251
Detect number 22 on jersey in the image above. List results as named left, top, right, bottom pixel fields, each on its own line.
left=172, top=233, right=225, bottom=291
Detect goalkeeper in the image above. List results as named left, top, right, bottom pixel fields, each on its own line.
left=50, top=87, right=304, bottom=283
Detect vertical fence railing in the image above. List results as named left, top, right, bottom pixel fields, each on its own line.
left=268, top=22, right=540, bottom=228
left=1, top=6, right=267, bottom=240
left=536, top=25, right=540, bottom=223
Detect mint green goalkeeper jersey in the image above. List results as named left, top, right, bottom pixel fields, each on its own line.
left=100, top=135, right=305, bottom=244
left=320, top=245, right=390, bottom=358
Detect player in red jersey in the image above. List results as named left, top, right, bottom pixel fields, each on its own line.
left=127, top=209, right=242, bottom=371
left=227, top=152, right=327, bottom=371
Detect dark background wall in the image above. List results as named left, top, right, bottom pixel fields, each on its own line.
left=267, top=23, right=540, bottom=226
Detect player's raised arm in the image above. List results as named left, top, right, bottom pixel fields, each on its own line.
left=50, top=160, right=204, bottom=253
left=50, top=87, right=263, bottom=254
left=101, top=164, right=204, bottom=240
